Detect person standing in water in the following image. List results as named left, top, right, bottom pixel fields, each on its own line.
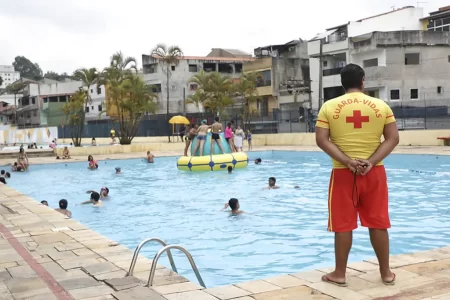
left=184, top=124, right=198, bottom=156
left=221, top=198, right=244, bottom=215
left=147, top=151, right=154, bottom=163
left=192, top=120, right=209, bottom=156
left=210, top=117, right=225, bottom=155
left=315, top=63, right=398, bottom=287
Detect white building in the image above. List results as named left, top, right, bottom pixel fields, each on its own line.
left=0, top=65, right=21, bottom=89
left=85, top=84, right=108, bottom=122
left=308, top=6, right=425, bottom=109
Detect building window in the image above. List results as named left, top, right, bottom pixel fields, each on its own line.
left=151, top=84, right=162, bottom=93
left=368, top=91, right=376, bottom=97
left=448, top=55, right=450, bottom=63
left=90, top=89, right=93, bottom=93
left=189, top=83, right=198, bottom=91
left=85, top=106, right=89, bottom=113
left=390, top=89, right=400, bottom=100
left=43, top=98, right=48, bottom=103
left=235, top=64, right=243, bottom=73
left=33, top=111, right=37, bottom=117
left=31, top=97, right=35, bottom=105
left=171, top=66, right=176, bottom=71
left=405, top=53, right=420, bottom=65
left=49, top=97, right=58, bottom=102
left=97, top=86, right=101, bottom=94
left=323, top=61, right=328, bottom=67
left=98, top=104, right=102, bottom=111
left=188, top=65, right=198, bottom=72
left=438, top=86, right=444, bottom=94
left=363, top=58, right=378, bottom=68
left=91, top=106, right=94, bottom=110
left=257, top=98, right=269, bottom=117
left=410, top=89, right=419, bottom=100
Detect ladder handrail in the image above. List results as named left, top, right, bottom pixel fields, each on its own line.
left=127, top=238, right=177, bottom=276
left=146, top=245, right=206, bottom=288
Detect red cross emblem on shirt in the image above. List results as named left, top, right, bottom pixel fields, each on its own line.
left=346, top=110, right=369, bottom=129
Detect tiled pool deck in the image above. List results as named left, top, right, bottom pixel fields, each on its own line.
left=2, top=146, right=450, bottom=300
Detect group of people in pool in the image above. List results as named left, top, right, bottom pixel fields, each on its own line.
left=183, top=117, right=253, bottom=156
left=40, top=187, right=110, bottom=216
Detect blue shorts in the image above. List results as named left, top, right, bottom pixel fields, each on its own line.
left=197, top=135, right=206, bottom=140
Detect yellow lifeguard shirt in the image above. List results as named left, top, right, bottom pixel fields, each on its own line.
left=315, top=92, right=396, bottom=168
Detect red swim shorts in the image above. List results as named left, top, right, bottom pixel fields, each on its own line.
left=327, top=165, right=390, bottom=232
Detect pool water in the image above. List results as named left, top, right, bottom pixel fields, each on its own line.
left=6, top=151, right=450, bottom=287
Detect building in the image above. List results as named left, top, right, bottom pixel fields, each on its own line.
left=0, top=65, right=20, bottom=89
left=242, top=40, right=311, bottom=132
left=308, top=6, right=425, bottom=109
left=422, top=6, right=450, bottom=31
left=16, top=80, right=82, bottom=127
left=141, top=49, right=254, bottom=114
left=86, top=84, right=108, bottom=122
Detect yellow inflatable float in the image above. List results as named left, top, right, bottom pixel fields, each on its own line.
left=177, top=132, right=248, bottom=171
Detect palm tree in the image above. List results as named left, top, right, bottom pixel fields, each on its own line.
left=186, top=70, right=210, bottom=113
left=151, top=44, right=183, bottom=142
left=205, top=72, right=233, bottom=117
left=233, top=72, right=259, bottom=130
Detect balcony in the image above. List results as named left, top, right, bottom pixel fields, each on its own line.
left=256, top=86, right=273, bottom=96
left=243, top=57, right=272, bottom=73
left=323, top=67, right=344, bottom=76
left=256, top=80, right=271, bottom=87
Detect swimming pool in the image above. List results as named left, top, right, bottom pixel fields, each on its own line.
left=6, top=151, right=450, bottom=287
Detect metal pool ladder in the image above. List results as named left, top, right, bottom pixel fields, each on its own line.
left=126, top=237, right=206, bottom=288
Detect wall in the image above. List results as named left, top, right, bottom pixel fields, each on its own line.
left=38, top=81, right=82, bottom=96
left=348, top=7, right=424, bottom=37
left=86, top=84, right=107, bottom=121
left=350, top=48, right=387, bottom=67
left=0, top=125, right=58, bottom=144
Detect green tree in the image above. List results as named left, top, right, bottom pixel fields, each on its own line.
left=100, top=52, right=156, bottom=145
left=71, top=67, right=98, bottom=144
left=186, top=70, right=210, bottom=113
left=232, top=72, right=260, bottom=129
left=44, top=71, right=72, bottom=81
left=62, top=90, right=86, bottom=146
left=0, top=76, right=3, bottom=87
left=13, top=56, right=43, bottom=80
left=151, top=44, right=183, bottom=142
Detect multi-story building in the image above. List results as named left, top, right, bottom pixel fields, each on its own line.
left=86, top=84, right=108, bottom=122
left=141, top=48, right=254, bottom=114
left=16, top=80, right=82, bottom=127
left=308, top=6, right=425, bottom=109
left=0, top=65, right=20, bottom=89
left=422, top=6, right=450, bottom=31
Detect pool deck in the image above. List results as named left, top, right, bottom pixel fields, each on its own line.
left=2, top=145, right=450, bottom=300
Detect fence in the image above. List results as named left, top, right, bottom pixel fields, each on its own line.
left=55, top=98, right=450, bottom=139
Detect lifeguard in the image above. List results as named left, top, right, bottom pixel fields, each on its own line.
left=315, top=64, right=399, bottom=287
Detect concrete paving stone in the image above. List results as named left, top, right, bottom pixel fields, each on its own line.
left=205, top=285, right=251, bottom=299
left=48, top=249, right=78, bottom=261
left=421, top=292, right=450, bottom=300
left=227, top=297, right=254, bottom=300
left=401, top=259, right=450, bottom=275
left=73, top=248, right=97, bottom=256
left=308, top=282, right=370, bottom=300
left=347, top=261, right=380, bottom=272
left=55, top=242, right=85, bottom=252
left=358, top=275, right=436, bottom=298
left=0, top=252, right=23, bottom=263
left=364, top=253, right=435, bottom=268
left=113, top=286, right=166, bottom=300
left=7, top=265, right=37, bottom=278
left=346, top=276, right=379, bottom=292
left=263, top=274, right=309, bottom=288
left=32, top=232, right=71, bottom=244
left=358, top=268, right=418, bottom=284
left=235, top=280, right=282, bottom=294
left=291, top=270, right=325, bottom=283
left=164, top=290, right=218, bottom=300
left=52, top=227, right=71, bottom=232
left=59, top=276, right=103, bottom=290
left=152, top=282, right=204, bottom=295
left=104, top=276, right=141, bottom=291
left=0, top=261, right=18, bottom=269
left=318, top=266, right=363, bottom=277
left=79, top=296, right=115, bottom=300
left=93, top=270, right=127, bottom=281
left=0, top=282, right=14, bottom=300
left=35, top=255, right=53, bottom=264
left=252, top=286, right=334, bottom=300
left=57, top=257, right=101, bottom=270
left=6, top=277, right=52, bottom=299
left=41, top=261, right=70, bottom=277
left=82, top=262, right=120, bottom=276
left=68, top=284, right=115, bottom=299
left=0, top=269, right=12, bottom=280
left=15, top=293, right=58, bottom=300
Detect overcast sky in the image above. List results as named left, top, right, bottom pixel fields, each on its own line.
left=0, top=0, right=447, bottom=74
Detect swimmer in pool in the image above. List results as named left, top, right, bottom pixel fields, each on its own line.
left=222, top=198, right=244, bottom=215
left=147, top=151, right=154, bottom=163
left=255, top=158, right=262, bottom=164
left=86, top=187, right=109, bottom=198
left=81, top=192, right=103, bottom=207
left=266, top=177, right=280, bottom=189
left=41, top=200, right=48, bottom=206
left=228, top=166, right=233, bottom=174
left=55, top=199, right=72, bottom=218
left=115, top=167, right=121, bottom=174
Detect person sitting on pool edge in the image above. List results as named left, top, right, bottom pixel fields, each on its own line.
left=266, top=177, right=280, bottom=189
left=81, top=192, right=103, bottom=207
left=55, top=199, right=72, bottom=218
left=86, top=187, right=109, bottom=198
left=222, top=198, right=244, bottom=215
left=255, top=158, right=262, bottom=164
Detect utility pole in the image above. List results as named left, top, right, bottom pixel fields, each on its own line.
left=318, top=38, right=324, bottom=110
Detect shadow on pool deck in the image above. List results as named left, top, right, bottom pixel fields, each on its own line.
left=2, top=146, right=450, bottom=299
